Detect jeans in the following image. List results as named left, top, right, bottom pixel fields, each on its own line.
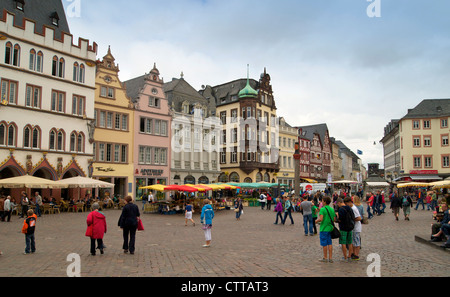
left=35, top=204, right=42, bottom=217
left=25, top=233, right=36, bottom=254
left=415, top=198, right=425, bottom=210
left=274, top=211, right=283, bottom=224
left=283, top=210, right=294, bottom=224
left=235, top=209, right=242, bottom=219
left=303, top=214, right=314, bottom=235
left=367, top=205, right=373, bottom=218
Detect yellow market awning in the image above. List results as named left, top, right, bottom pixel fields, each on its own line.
left=139, top=184, right=167, bottom=191
left=397, top=182, right=430, bottom=188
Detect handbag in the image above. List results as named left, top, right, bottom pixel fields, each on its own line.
left=325, top=207, right=340, bottom=239
left=85, top=225, right=93, bottom=237
left=137, top=218, right=144, bottom=231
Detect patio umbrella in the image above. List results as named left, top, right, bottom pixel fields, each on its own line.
left=54, top=176, right=115, bottom=188
left=397, top=182, right=430, bottom=188
left=164, top=185, right=199, bottom=192
left=0, top=175, right=65, bottom=189
left=139, top=184, right=167, bottom=191
left=186, top=184, right=213, bottom=192
left=429, top=180, right=450, bottom=189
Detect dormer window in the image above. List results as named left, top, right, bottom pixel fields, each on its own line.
left=50, top=12, right=59, bottom=27
left=15, top=0, right=25, bottom=11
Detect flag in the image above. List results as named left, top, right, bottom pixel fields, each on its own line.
left=357, top=150, right=363, bottom=155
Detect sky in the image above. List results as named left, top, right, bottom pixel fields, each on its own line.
left=62, top=0, right=450, bottom=169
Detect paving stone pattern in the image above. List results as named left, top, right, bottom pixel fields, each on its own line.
left=0, top=203, right=448, bottom=277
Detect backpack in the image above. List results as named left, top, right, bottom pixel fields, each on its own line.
left=402, top=196, right=409, bottom=207
left=340, top=206, right=355, bottom=231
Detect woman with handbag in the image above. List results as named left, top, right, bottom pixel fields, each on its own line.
left=315, top=196, right=336, bottom=263
left=85, top=202, right=107, bottom=256
left=118, top=196, right=140, bottom=254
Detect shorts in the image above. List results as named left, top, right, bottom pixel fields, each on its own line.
left=339, top=230, right=353, bottom=245
left=185, top=211, right=192, bottom=219
left=320, top=231, right=332, bottom=247
left=352, top=232, right=361, bottom=247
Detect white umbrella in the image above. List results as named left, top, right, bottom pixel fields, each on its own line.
left=0, top=175, right=65, bottom=189
left=54, top=176, right=114, bottom=188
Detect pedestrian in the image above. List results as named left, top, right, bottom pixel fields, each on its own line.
left=34, top=191, right=43, bottom=217
left=353, top=195, right=365, bottom=224
left=259, top=192, right=266, bottom=210
left=20, top=191, right=29, bottom=218
left=234, top=197, right=243, bottom=221
left=389, top=190, right=402, bottom=221
left=300, top=195, right=314, bottom=236
left=415, top=189, right=425, bottom=210
left=118, top=195, right=140, bottom=254
left=380, top=191, right=386, bottom=213
left=315, top=196, right=335, bottom=263
left=3, top=196, right=11, bottom=222
left=200, top=199, right=215, bottom=247
left=374, top=190, right=382, bottom=215
left=311, top=200, right=318, bottom=234
left=85, top=202, right=107, bottom=256
left=401, top=192, right=413, bottom=221
left=430, top=191, right=438, bottom=211
left=274, top=197, right=284, bottom=224
left=431, top=203, right=449, bottom=242
left=336, top=198, right=354, bottom=261
left=185, top=200, right=195, bottom=226
left=21, top=209, right=37, bottom=254
left=426, top=192, right=432, bottom=211
left=266, top=192, right=272, bottom=210
left=366, top=193, right=374, bottom=219
left=0, top=196, right=4, bottom=221
left=346, top=197, right=362, bottom=261
left=282, top=196, right=294, bottom=225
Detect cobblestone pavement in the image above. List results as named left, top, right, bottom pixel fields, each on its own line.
left=0, top=203, right=449, bottom=278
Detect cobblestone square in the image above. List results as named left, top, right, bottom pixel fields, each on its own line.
left=0, top=202, right=448, bottom=278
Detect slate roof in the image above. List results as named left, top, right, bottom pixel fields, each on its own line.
left=124, top=74, right=146, bottom=103
left=296, top=123, right=329, bottom=144
left=402, top=99, right=450, bottom=119
left=0, top=0, right=70, bottom=38
left=162, top=78, right=211, bottom=113
left=201, top=78, right=259, bottom=107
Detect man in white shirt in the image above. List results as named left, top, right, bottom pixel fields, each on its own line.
left=148, top=192, right=154, bottom=203
left=345, top=197, right=362, bottom=261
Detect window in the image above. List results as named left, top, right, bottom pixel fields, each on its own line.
left=443, top=156, right=449, bottom=168
left=423, top=120, right=431, bottom=129
left=72, top=95, right=85, bottom=116
left=441, top=119, right=448, bottom=128
left=52, top=56, right=65, bottom=77
left=100, top=86, right=115, bottom=98
left=51, top=90, right=65, bottom=112
left=49, top=129, right=65, bottom=151
left=73, top=63, right=85, bottom=83
left=0, top=122, right=17, bottom=147
left=413, top=156, right=421, bottom=168
left=12, top=44, right=20, bottom=66
left=26, top=85, right=41, bottom=108
left=413, top=136, right=420, bottom=147
left=140, top=117, right=152, bottom=134
left=29, top=49, right=36, bottom=71
left=424, top=156, right=432, bottom=168
left=106, top=112, right=113, bottom=129
left=23, top=126, right=40, bottom=149
left=413, top=120, right=420, bottom=129
left=1, top=79, right=18, bottom=105
left=4, top=42, right=12, bottom=64
left=36, top=51, right=43, bottom=72
left=220, top=150, right=226, bottom=164
left=442, top=135, right=449, bottom=146
left=148, top=96, right=160, bottom=108
left=424, top=136, right=431, bottom=147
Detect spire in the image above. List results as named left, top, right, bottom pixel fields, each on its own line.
left=238, top=64, right=258, bottom=98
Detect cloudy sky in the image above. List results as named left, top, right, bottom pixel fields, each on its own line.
left=63, top=0, right=450, bottom=168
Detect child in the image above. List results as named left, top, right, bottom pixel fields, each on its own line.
left=21, top=209, right=37, bottom=254
left=185, top=200, right=195, bottom=226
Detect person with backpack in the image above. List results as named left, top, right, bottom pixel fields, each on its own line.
left=336, top=198, right=355, bottom=261
left=390, top=190, right=402, bottom=221
left=401, top=192, right=413, bottom=221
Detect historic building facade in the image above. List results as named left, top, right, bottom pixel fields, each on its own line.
left=0, top=2, right=97, bottom=200
left=277, top=117, right=297, bottom=188
left=125, top=64, right=172, bottom=198
left=201, top=67, right=280, bottom=183
left=381, top=99, right=450, bottom=182
left=163, top=75, right=221, bottom=185
left=92, top=47, right=134, bottom=199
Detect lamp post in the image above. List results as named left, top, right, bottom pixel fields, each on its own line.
left=293, top=141, right=300, bottom=200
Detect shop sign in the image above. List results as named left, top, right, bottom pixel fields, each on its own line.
left=140, top=169, right=164, bottom=176
left=409, top=170, right=438, bottom=175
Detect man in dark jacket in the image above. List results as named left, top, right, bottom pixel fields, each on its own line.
left=389, top=190, right=402, bottom=221
left=118, top=196, right=140, bottom=255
